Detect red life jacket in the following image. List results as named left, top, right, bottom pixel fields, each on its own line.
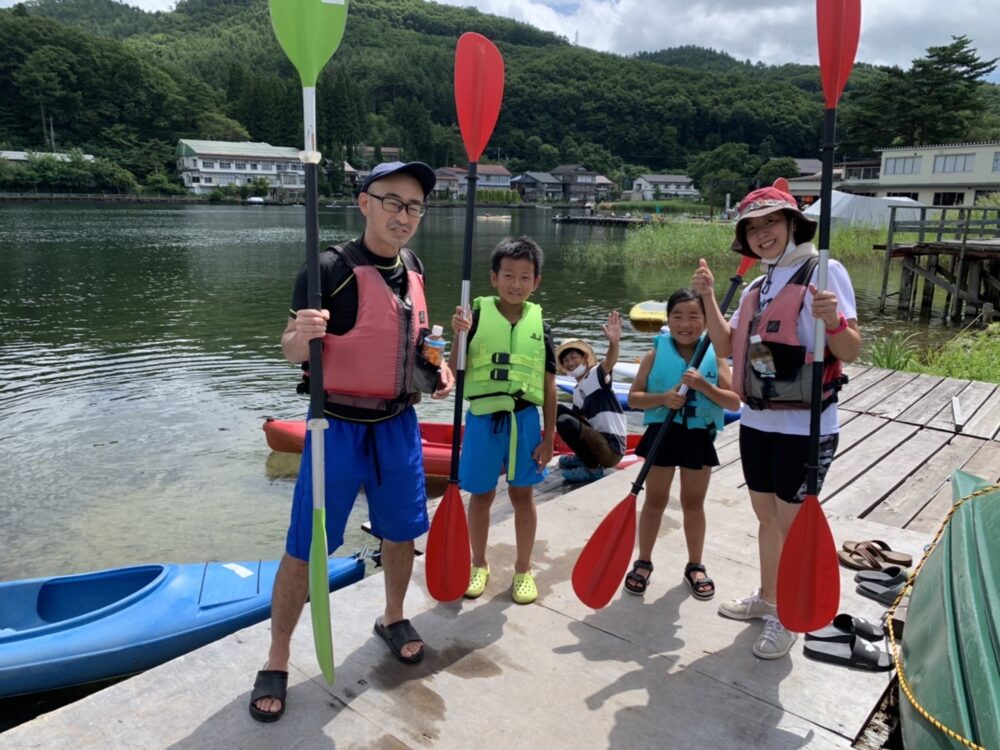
left=732, top=257, right=845, bottom=411
left=320, top=243, right=428, bottom=412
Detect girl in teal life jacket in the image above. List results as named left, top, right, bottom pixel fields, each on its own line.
left=624, top=288, right=741, bottom=600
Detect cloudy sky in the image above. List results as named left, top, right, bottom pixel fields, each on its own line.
left=4, top=0, right=999, bottom=79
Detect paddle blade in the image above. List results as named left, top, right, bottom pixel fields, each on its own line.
left=425, top=483, right=472, bottom=601
left=572, top=494, right=637, bottom=609
left=269, top=0, right=349, bottom=88
left=816, top=0, right=861, bottom=108
left=309, top=507, right=335, bottom=683
left=454, top=32, right=505, bottom=162
left=777, top=495, right=840, bottom=633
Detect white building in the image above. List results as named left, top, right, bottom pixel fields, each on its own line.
left=631, top=174, right=699, bottom=201
left=175, top=140, right=305, bottom=199
left=1, top=150, right=95, bottom=163
left=788, top=142, right=1000, bottom=207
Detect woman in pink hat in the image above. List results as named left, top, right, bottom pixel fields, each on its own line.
left=692, top=185, right=861, bottom=660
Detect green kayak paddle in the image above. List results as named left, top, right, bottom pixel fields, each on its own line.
left=268, top=0, right=349, bottom=685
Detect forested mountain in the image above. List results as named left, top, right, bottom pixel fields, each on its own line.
left=3, top=0, right=998, bottom=189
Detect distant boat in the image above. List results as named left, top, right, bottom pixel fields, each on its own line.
left=245, top=196, right=265, bottom=205
left=478, top=213, right=512, bottom=221
left=0, top=553, right=364, bottom=698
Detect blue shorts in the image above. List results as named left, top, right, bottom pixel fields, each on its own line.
left=459, top=407, right=548, bottom=494
left=286, top=407, right=428, bottom=561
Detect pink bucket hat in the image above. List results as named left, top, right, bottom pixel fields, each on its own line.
left=732, top=186, right=817, bottom=257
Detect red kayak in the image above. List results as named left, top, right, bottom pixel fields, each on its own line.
left=263, top=418, right=642, bottom=476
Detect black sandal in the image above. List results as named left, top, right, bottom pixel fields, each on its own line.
left=374, top=616, right=425, bottom=664
left=249, top=669, right=288, bottom=723
left=624, top=559, right=653, bottom=596
left=684, top=562, right=715, bottom=600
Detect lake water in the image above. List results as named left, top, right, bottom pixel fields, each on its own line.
left=0, top=203, right=941, bottom=582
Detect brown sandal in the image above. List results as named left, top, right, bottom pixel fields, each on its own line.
left=837, top=545, right=886, bottom=571
left=842, top=540, right=913, bottom=567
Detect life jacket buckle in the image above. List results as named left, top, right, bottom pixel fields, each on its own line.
left=491, top=368, right=510, bottom=381
left=491, top=352, right=511, bottom=365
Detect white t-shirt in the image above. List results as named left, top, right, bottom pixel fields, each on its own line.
left=729, top=258, right=857, bottom=436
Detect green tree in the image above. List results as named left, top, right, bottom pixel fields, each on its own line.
left=13, top=45, right=81, bottom=149
left=757, top=157, right=800, bottom=187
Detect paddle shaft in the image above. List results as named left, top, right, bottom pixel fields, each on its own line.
left=447, top=162, right=479, bottom=480
left=627, top=270, right=746, bottom=496
left=806, top=107, right=836, bottom=496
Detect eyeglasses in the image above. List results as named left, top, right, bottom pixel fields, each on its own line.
left=366, top=193, right=428, bottom=218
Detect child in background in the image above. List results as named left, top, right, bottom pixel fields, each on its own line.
left=450, top=236, right=558, bottom=605
left=554, top=310, right=627, bottom=483
left=624, top=288, right=740, bottom=600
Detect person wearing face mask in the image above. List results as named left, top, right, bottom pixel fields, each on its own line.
left=692, top=185, right=861, bottom=661
left=554, top=311, right=628, bottom=483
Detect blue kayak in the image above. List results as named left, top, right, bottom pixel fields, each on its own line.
left=0, top=553, right=364, bottom=698
left=555, top=374, right=742, bottom=424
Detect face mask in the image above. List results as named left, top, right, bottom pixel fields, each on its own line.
left=568, top=363, right=587, bottom=378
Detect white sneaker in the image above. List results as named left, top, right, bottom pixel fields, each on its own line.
left=717, top=588, right=777, bottom=621
left=753, top=616, right=797, bottom=659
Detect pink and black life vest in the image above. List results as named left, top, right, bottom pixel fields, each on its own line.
left=732, top=257, right=845, bottom=411
left=320, top=243, right=429, bottom=412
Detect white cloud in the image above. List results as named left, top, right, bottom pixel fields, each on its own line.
left=437, top=0, right=1000, bottom=76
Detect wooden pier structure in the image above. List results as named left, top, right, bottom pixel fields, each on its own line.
left=877, top=205, right=1000, bottom=322
left=552, top=214, right=645, bottom=227
left=4, top=366, right=998, bottom=749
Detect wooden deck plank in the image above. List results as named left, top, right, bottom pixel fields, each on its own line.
left=838, top=367, right=893, bottom=409
left=865, top=435, right=985, bottom=528
left=961, top=386, right=1000, bottom=440
left=895, top=377, right=970, bottom=426
left=822, top=427, right=952, bottom=519
left=864, top=373, right=943, bottom=420
left=838, top=370, right=921, bottom=414
left=820, top=420, right=919, bottom=502
left=926, top=379, right=997, bottom=433
left=906, top=440, right=1000, bottom=533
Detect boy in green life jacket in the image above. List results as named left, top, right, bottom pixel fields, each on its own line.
left=449, top=236, right=558, bottom=605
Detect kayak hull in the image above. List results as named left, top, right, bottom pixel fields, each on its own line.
left=0, top=555, right=363, bottom=698
left=264, top=419, right=643, bottom=474
left=899, top=470, right=1000, bottom=750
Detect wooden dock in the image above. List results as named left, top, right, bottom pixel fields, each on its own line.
left=3, top=367, right=998, bottom=749
left=877, top=205, right=1000, bottom=322
left=552, top=214, right=645, bottom=227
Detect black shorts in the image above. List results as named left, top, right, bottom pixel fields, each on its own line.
left=636, top=422, right=718, bottom=470
left=739, top=425, right=839, bottom=504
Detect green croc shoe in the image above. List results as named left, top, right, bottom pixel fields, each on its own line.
left=512, top=572, right=537, bottom=604
left=465, top=565, right=490, bottom=599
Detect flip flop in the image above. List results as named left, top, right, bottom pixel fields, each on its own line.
left=249, top=669, right=288, bottom=723
left=857, top=580, right=907, bottom=606
left=854, top=565, right=909, bottom=588
left=803, top=633, right=894, bottom=671
left=837, top=547, right=885, bottom=571
left=842, top=540, right=913, bottom=567
left=805, top=613, right=885, bottom=643
left=374, top=616, right=425, bottom=664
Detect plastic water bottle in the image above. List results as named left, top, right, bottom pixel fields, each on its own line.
left=748, top=334, right=776, bottom=378
left=422, top=325, right=446, bottom=366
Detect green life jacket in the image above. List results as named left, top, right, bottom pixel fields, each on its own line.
left=465, top=296, right=546, bottom=409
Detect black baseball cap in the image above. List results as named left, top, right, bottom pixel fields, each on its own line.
left=360, top=161, right=436, bottom=198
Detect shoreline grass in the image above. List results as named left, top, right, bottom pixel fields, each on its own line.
left=868, top=323, right=1000, bottom=383
left=566, top=223, right=900, bottom=268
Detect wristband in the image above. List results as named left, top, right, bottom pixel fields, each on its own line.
left=825, top=312, right=848, bottom=336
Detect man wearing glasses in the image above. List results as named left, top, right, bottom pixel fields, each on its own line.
left=251, top=162, right=454, bottom=722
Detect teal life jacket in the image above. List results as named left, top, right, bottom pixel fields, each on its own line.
left=643, top=332, right=725, bottom=434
